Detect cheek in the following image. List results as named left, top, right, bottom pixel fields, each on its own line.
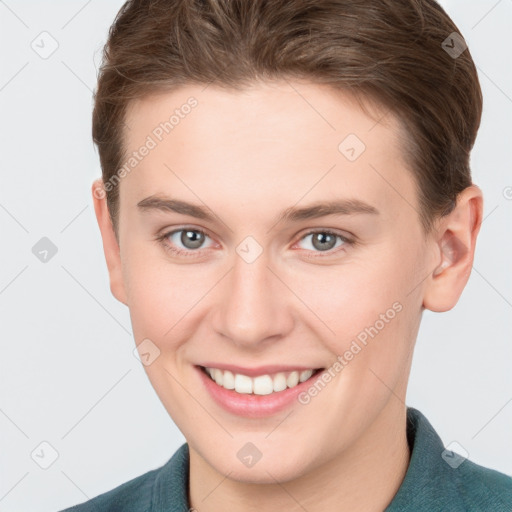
left=287, top=248, right=405, bottom=333
left=295, top=243, right=417, bottom=374
left=121, top=242, right=206, bottom=345
left=122, top=249, right=210, bottom=423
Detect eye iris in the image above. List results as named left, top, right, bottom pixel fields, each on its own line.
left=312, top=232, right=336, bottom=251
left=181, top=230, right=205, bottom=249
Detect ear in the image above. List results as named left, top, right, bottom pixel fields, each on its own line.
left=91, top=179, right=128, bottom=306
left=423, top=185, right=484, bottom=312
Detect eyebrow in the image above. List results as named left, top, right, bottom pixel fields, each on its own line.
left=137, top=195, right=380, bottom=224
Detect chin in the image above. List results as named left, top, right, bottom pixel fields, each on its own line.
left=200, top=440, right=316, bottom=485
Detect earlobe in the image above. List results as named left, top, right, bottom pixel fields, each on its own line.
left=422, top=185, right=484, bottom=312
left=91, top=179, right=128, bottom=306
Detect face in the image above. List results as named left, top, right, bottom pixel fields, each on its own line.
left=98, top=80, right=439, bottom=483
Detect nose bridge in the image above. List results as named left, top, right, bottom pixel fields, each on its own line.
left=213, top=246, right=291, bottom=346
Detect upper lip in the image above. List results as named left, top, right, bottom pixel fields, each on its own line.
left=198, top=363, right=323, bottom=378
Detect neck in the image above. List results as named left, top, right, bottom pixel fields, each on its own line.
left=188, top=400, right=410, bottom=512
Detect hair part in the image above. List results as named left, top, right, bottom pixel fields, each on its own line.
left=92, top=0, right=483, bottom=241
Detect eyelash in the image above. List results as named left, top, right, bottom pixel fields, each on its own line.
left=155, top=227, right=354, bottom=259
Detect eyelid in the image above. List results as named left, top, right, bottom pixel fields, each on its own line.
left=295, top=227, right=353, bottom=241
left=157, top=224, right=213, bottom=240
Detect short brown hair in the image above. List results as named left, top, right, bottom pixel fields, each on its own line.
left=92, top=0, right=482, bottom=239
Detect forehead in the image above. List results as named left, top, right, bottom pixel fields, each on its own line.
left=121, top=80, right=417, bottom=225
left=124, top=80, right=400, bottom=149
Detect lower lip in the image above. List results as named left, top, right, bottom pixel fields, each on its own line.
left=195, top=366, right=323, bottom=418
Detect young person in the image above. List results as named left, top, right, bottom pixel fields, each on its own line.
left=61, top=0, right=512, bottom=510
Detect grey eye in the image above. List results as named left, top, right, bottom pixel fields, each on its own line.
left=180, top=230, right=205, bottom=249
left=311, top=232, right=337, bottom=251
left=166, top=229, right=211, bottom=250
left=298, top=231, right=345, bottom=252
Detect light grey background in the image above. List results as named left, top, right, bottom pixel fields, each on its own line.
left=0, top=1, right=510, bottom=510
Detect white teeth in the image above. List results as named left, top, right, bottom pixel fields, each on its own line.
left=287, top=371, right=299, bottom=388
left=273, top=372, right=287, bottom=392
left=253, top=375, right=274, bottom=395
left=299, top=369, right=313, bottom=383
left=213, top=368, right=222, bottom=386
left=234, top=374, right=252, bottom=394
left=222, top=370, right=235, bottom=390
left=204, top=367, right=318, bottom=394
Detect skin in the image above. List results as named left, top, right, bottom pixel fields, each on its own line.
left=92, top=80, right=483, bottom=512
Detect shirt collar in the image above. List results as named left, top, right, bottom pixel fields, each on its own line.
left=385, top=406, right=466, bottom=510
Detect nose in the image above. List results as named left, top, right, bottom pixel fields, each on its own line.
left=212, top=250, right=294, bottom=348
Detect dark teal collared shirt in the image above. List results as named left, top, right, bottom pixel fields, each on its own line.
left=60, top=407, right=512, bottom=511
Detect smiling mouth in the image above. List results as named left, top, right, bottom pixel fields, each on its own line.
left=199, top=365, right=324, bottom=395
